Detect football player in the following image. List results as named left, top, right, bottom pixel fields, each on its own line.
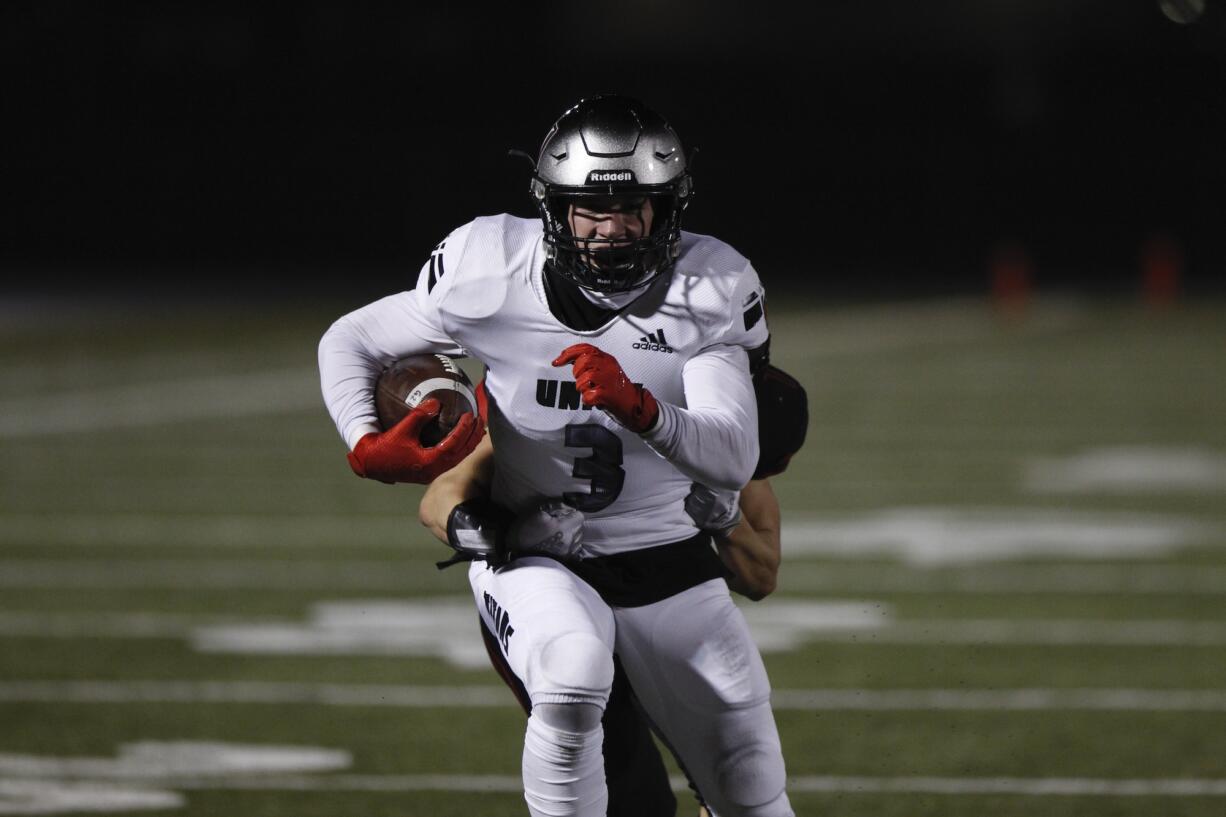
left=418, top=361, right=807, bottom=816
left=319, top=95, right=794, bottom=816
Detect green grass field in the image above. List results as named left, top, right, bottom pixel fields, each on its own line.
left=2, top=293, right=1225, bottom=816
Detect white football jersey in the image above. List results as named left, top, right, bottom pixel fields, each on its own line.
left=321, top=214, right=769, bottom=554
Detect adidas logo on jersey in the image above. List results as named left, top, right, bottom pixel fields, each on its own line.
left=632, top=329, right=674, bottom=353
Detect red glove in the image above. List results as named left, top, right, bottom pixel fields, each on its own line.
left=552, top=343, right=660, bottom=433
left=347, top=397, right=484, bottom=484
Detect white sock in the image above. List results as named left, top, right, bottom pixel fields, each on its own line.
left=522, top=711, right=606, bottom=816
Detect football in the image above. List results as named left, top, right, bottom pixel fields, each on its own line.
left=374, top=354, right=479, bottom=446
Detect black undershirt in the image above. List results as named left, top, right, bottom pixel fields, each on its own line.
left=563, top=531, right=728, bottom=607
left=542, top=262, right=624, bottom=331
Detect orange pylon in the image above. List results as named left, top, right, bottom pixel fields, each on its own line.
left=989, top=242, right=1033, bottom=319
left=1141, top=233, right=1182, bottom=309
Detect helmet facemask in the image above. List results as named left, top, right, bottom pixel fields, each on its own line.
left=535, top=185, right=688, bottom=293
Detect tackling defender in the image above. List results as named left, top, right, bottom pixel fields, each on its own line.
left=319, top=95, right=794, bottom=816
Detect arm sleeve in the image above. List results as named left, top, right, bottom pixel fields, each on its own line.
left=640, top=343, right=759, bottom=491
left=318, top=231, right=470, bottom=449
left=636, top=259, right=769, bottom=489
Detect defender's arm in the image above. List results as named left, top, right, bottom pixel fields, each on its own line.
left=715, top=479, right=781, bottom=601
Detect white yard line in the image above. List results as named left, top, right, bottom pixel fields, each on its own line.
left=5, top=559, right=1226, bottom=595
left=1025, top=446, right=1226, bottom=494
left=6, top=504, right=1215, bottom=561
left=0, top=612, right=284, bottom=638
left=4, top=681, right=1226, bottom=712
left=785, top=776, right=1226, bottom=796
left=131, top=773, right=1226, bottom=797
left=3, top=508, right=1215, bottom=562
left=769, top=688, right=1226, bottom=711
left=0, top=514, right=413, bottom=549
left=5, top=607, right=1226, bottom=648
left=0, top=560, right=415, bottom=590
left=165, top=773, right=525, bottom=792
left=0, top=368, right=320, bottom=437
left=0, top=779, right=185, bottom=813
left=877, top=619, right=1226, bottom=646
left=780, top=509, right=1206, bottom=564
left=3, top=772, right=1223, bottom=807
left=0, top=681, right=511, bottom=708
left=780, top=563, right=1226, bottom=596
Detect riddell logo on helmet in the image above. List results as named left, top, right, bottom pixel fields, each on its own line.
left=586, top=170, right=636, bottom=184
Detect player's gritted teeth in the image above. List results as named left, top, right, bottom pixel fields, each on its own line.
left=568, top=198, right=654, bottom=266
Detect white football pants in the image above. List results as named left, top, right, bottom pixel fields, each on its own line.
left=470, top=557, right=793, bottom=817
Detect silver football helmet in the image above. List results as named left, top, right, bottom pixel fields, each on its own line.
left=531, top=95, right=692, bottom=293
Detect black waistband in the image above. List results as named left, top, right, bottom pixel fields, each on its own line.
left=561, top=530, right=727, bottom=608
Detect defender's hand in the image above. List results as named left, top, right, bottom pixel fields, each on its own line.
left=684, top=482, right=742, bottom=539
left=552, top=343, right=659, bottom=433
left=443, top=498, right=585, bottom=566
left=445, top=497, right=513, bottom=562
left=347, top=398, right=484, bottom=484
left=508, top=500, right=588, bottom=561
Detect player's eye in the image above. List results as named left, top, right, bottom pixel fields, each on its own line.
left=577, top=197, right=646, bottom=217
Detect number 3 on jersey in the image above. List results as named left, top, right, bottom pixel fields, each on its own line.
left=562, top=424, right=625, bottom=512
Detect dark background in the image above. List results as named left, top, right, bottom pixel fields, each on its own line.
left=4, top=1, right=1223, bottom=301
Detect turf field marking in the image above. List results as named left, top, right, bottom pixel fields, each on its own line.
left=0, top=681, right=511, bottom=707
left=784, top=776, right=1226, bottom=796
left=1025, top=446, right=1226, bottom=493
left=0, top=559, right=419, bottom=589
left=781, top=508, right=1203, bottom=564
left=6, top=681, right=1226, bottom=712
left=188, top=600, right=888, bottom=667
left=0, top=741, right=346, bottom=814
left=0, top=742, right=349, bottom=779
left=780, top=563, right=1226, bottom=596
left=7, top=601, right=1226, bottom=655
left=0, top=513, right=414, bottom=549
left=6, top=763, right=1226, bottom=800
left=0, top=368, right=319, bottom=437
left=3, top=508, right=1204, bottom=559
left=3, top=741, right=1226, bottom=803
left=0, top=611, right=283, bottom=638
left=769, top=688, right=1226, bottom=710
left=6, top=559, right=1226, bottom=596
left=191, top=599, right=508, bottom=668
left=0, top=780, right=184, bottom=814
left=872, top=618, right=1226, bottom=646
left=59, top=773, right=1226, bottom=798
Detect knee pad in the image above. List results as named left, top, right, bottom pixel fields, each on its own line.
left=533, top=701, right=603, bottom=733
left=713, top=743, right=789, bottom=815
left=527, top=631, right=614, bottom=708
